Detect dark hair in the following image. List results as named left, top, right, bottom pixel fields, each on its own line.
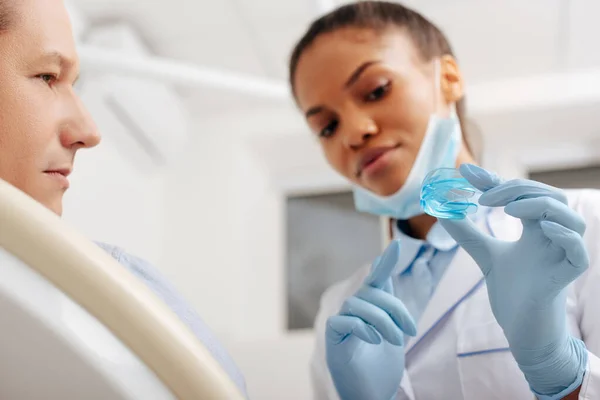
left=289, top=1, right=480, bottom=159
left=0, top=1, right=13, bottom=32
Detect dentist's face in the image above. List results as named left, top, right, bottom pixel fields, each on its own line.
left=293, top=27, right=461, bottom=196
left=0, top=0, right=101, bottom=215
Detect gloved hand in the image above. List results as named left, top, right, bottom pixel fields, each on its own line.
left=326, top=240, right=417, bottom=400
left=439, top=164, right=589, bottom=400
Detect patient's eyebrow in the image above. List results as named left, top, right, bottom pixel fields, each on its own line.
left=34, top=51, right=74, bottom=68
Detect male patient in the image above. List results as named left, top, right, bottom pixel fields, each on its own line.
left=0, top=0, right=246, bottom=395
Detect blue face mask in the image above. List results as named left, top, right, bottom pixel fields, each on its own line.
left=352, top=60, right=463, bottom=220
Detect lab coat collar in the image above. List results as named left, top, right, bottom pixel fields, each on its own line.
left=391, top=205, right=488, bottom=276
left=403, top=207, right=516, bottom=355
left=389, top=232, right=424, bottom=277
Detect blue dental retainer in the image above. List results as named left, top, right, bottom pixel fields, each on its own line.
left=420, top=168, right=481, bottom=220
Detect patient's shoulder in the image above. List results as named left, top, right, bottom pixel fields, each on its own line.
left=94, top=243, right=170, bottom=290
left=94, top=242, right=248, bottom=396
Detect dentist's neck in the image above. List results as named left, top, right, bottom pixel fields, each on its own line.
left=406, top=148, right=476, bottom=240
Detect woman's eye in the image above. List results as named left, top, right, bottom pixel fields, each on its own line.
left=365, top=82, right=391, bottom=101
left=319, top=120, right=338, bottom=138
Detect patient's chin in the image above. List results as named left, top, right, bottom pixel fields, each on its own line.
left=51, top=201, right=63, bottom=216
left=43, top=195, right=63, bottom=216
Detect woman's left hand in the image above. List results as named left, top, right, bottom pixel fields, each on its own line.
left=440, top=164, right=589, bottom=400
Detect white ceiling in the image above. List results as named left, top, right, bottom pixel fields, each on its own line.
left=71, top=0, right=600, bottom=114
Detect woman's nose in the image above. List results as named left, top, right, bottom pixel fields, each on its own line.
left=342, top=112, right=379, bottom=149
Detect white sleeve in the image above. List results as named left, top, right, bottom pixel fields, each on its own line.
left=579, top=354, right=600, bottom=399
left=309, top=274, right=415, bottom=400
left=571, top=190, right=600, bottom=399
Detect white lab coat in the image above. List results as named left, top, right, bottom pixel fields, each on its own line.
left=310, top=189, right=600, bottom=399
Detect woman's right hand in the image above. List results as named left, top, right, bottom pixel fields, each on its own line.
left=325, top=240, right=417, bottom=400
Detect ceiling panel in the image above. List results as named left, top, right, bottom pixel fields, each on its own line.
left=71, top=0, right=573, bottom=115
left=74, top=0, right=267, bottom=76
left=245, top=0, right=563, bottom=83
left=422, top=0, right=562, bottom=83
left=232, top=0, right=317, bottom=21
left=73, top=0, right=565, bottom=84
left=230, top=0, right=318, bottom=79
left=565, top=0, right=600, bottom=70
left=238, top=19, right=312, bottom=80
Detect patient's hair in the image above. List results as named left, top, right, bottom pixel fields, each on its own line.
left=289, top=1, right=482, bottom=160
left=0, top=1, right=14, bottom=32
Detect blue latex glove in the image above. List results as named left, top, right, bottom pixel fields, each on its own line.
left=440, top=164, right=589, bottom=399
left=326, top=240, right=417, bottom=400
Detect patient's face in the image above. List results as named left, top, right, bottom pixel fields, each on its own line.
left=0, top=0, right=100, bottom=215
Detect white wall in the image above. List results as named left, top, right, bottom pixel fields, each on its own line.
left=61, top=49, right=319, bottom=397
left=228, top=332, right=315, bottom=400
left=37, top=3, right=600, bottom=400
left=158, top=105, right=317, bottom=399
left=59, top=73, right=600, bottom=400
left=170, top=101, right=600, bottom=400
left=62, top=106, right=168, bottom=267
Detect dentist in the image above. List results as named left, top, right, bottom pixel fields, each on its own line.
left=289, top=1, right=600, bottom=399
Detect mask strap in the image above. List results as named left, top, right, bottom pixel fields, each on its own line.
left=433, top=58, right=456, bottom=117
left=433, top=59, right=441, bottom=114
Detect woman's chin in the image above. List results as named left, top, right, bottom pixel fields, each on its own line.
left=363, top=181, right=405, bottom=197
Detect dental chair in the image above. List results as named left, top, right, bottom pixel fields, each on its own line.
left=0, top=179, right=244, bottom=400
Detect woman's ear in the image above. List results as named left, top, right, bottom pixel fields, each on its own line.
left=440, top=54, right=464, bottom=104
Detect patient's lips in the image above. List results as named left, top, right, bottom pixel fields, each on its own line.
left=44, top=168, right=71, bottom=189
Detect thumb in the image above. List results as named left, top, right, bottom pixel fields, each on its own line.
left=459, top=163, right=503, bottom=192
left=439, top=217, right=495, bottom=275
left=540, top=221, right=590, bottom=285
